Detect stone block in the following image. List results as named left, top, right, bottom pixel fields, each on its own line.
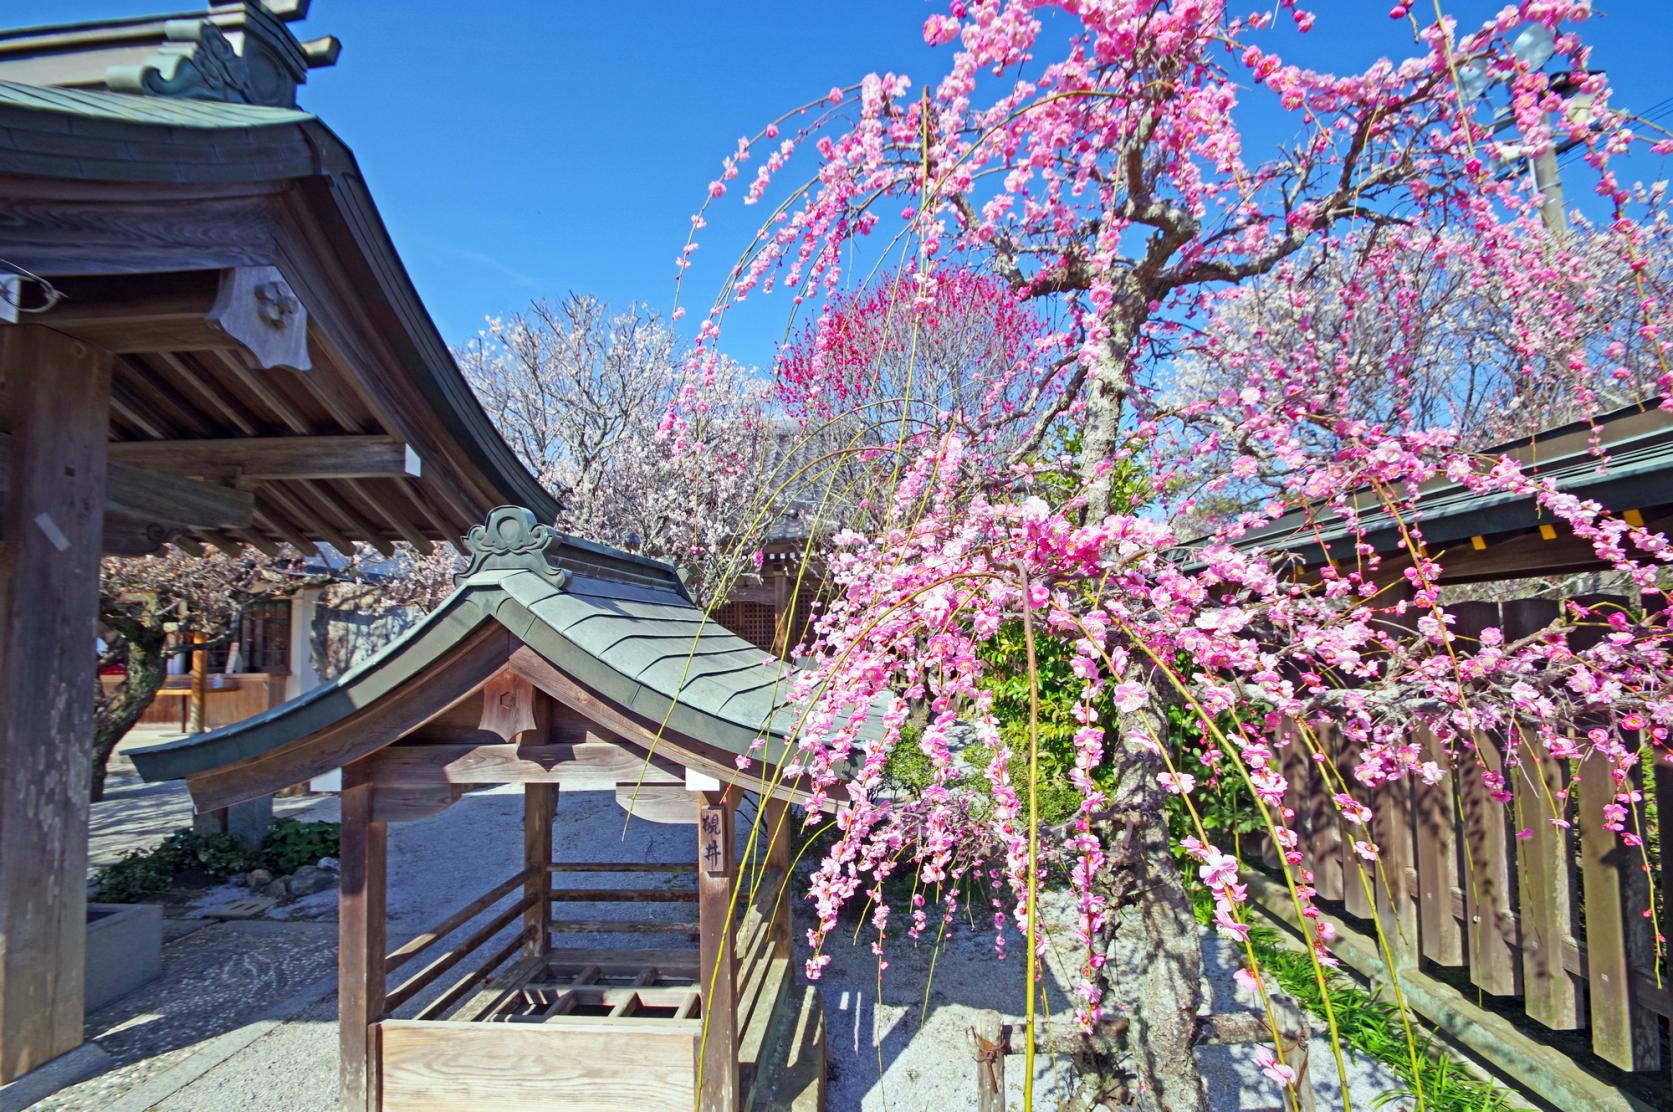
left=84, top=902, right=161, bottom=1011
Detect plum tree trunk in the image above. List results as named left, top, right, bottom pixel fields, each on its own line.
left=91, top=616, right=168, bottom=802
left=1081, top=723, right=1209, bottom=1112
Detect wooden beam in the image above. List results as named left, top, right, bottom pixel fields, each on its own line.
left=109, top=435, right=421, bottom=481
left=185, top=626, right=509, bottom=812
left=106, top=458, right=254, bottom=530
left=0, top=326, right=110, bottom=1082
left=369, top=782, right=460, bottom=824
left=615, top=781, right=698, bottom=825
left=35, top=268, right=310, bottom=370
left=370, top=741, right=683, bottom=789
left=0, top=432, right=252, bottom=531
left=339, top=760, right=386, bottom=1112
left=697, top=790, right=741, bottom=1111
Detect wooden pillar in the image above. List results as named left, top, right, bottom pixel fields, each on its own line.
left=697, top=789, right=740, bottom=1111
left=523, top=783, right=555, bottom=957
left=339, top=759, right=387, bottom=1112
left=0, top=326, right=110, bottom=1083
left=762, top=795, right=793, bottom=961
left=188, top=629, right=207, bottom=734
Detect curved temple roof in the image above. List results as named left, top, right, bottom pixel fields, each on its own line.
left=0, top=59, right=566, bottom=553
left=1221, top=399, right=1673, bottom=576
left=130, top=508, right=813, bottom=788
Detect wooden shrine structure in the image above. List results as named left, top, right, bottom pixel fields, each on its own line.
left=0, top=1, right=569, bottom=1087
left=131, top=507, right=830, bottom=1111
left=1231, top=400, right=1673, bottom=1111
left=1237, top=398, right=1673, bottom=589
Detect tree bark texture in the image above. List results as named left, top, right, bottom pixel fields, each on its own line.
left=1081, top=721, right=1209, bottom=1112
left=90, top=616, right=168, bottom=802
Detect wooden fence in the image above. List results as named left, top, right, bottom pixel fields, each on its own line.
left=1265, top=595, right=1670, bottom=1105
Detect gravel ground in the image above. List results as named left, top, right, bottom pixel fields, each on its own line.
left=68, top=745, right=1410, bottom=1111
left=807, top=885, right=1409, bottom=1112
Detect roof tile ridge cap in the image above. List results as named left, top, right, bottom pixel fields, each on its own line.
left=548, top=527, right=683, bottom=578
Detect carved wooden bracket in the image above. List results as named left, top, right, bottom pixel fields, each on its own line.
left=478, top=672, right=539, bottom=743
left=207, top=265, right=310, bottom=371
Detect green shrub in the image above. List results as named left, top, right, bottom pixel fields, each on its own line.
left=92, top=846, right=179, bottom=903
left=94, top=828, right=258, bottom=902
left=92, top=819, right=341, bottom=903
left=259, top=818, right=339, bottom=873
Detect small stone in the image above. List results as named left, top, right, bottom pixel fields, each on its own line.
left=198, top=895, right=275, bottom=920
left=316, top=856, right=340, bottom=873
left=247, top=868, right=273, bottom=888
left=287, top=865, right=334, bottom=897
left=262, top=876, right=291, bottom=899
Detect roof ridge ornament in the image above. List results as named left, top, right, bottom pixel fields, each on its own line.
left=456, top=506, right=571, bottom=589
left=95, top=5, right=339, bottom=108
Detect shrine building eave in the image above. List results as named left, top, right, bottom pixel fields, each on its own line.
left=1208, top=398, right=1673, bottom=586
left=0, top=77, right=563, bottom=555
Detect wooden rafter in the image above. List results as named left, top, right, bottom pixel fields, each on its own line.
left=111, top=435, right=421, bottom=482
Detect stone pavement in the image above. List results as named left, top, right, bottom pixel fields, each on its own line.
left=35, top=919, right=338, bottom=1112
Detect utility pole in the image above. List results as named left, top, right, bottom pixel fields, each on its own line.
left=1531, top=133, right=1569, bottom=237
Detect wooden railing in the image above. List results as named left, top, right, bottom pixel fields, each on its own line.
left=1263, top=595, right=1670, bottom=1105
left=381, top=867, right=538, bottom=1022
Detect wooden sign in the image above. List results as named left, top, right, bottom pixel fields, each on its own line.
left=699, top=803, right=727, bottom=877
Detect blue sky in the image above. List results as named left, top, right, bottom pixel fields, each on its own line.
left=19, top=2, right=1673, bottom=368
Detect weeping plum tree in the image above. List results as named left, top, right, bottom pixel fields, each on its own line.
left=671, top=3, right=1673, bottom=1108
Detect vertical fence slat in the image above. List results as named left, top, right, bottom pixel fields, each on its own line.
left=1513, top=739, right=1583, bottom=1029
left=1373, top=768, right=1418, bottom=967
left=1309, top=723, right=1343, bottom=902
left=1460, top=728, right=1521, bottom=996
left=1655, top=751, right=1673, bottom=1102
left=1413, top=725, right=1464, bottom=966
left=1338, top=733, right=1373, bottom=920
left=1277, top=721, right=1312, bottom=878
left=1448, top=601, right=1521, bottom=996
left=1496, top=597, right=1581, bottom=1027
left=1577, top=750, right=1662, bottom=1071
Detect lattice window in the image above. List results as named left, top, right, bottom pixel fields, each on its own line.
left=715, top=600, right=776, bottom=651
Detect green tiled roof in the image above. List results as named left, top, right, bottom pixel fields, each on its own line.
left=0, top=79, right=311, bottom=126
left=129, top=556, right=822, bottom=785
left=1229, top=400, right=1673, bottom=566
